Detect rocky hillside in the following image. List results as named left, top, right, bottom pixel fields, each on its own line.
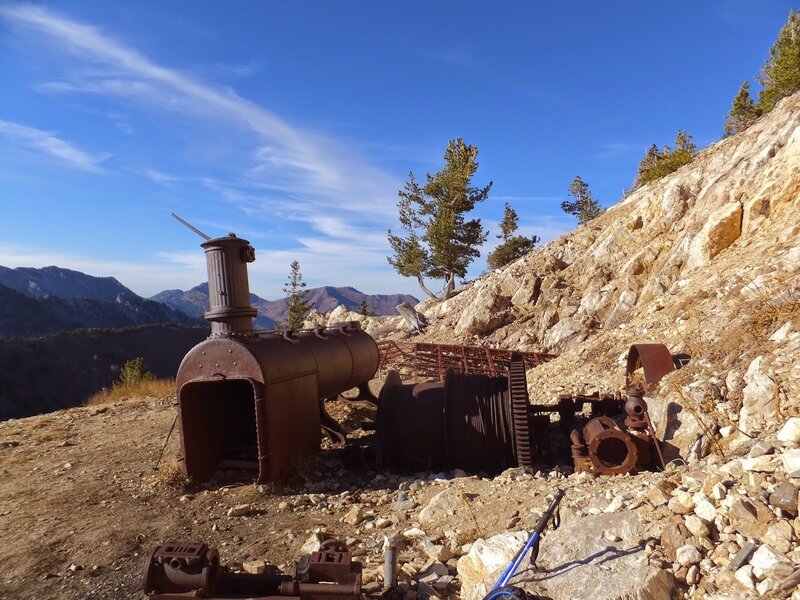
left=412, top=90, right=800, bottom=443
left=152, top=283, right=417, bottom=328
left=0, top=266, right=197, bottom=336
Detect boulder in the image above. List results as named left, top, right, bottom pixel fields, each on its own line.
left=419, top=489, right=463, bottom=525
left=453, top=284, right=512, bottom=336
left=727, top=496, right=774, bottom=538
left=739, top=356, right=779, bottom=435
left=777, top=417, right=800, bottom=445
left=768, top=482, right=799, bottom=516
left=456, top=531, right=527, bottom=600
left=783, top=448, right=800, bottom=474
left=519, top=511, right=672, bottom=600
left=686, top=201, right=743, bottom=269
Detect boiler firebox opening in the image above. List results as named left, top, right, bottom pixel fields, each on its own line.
left=179, top=379, right=259, bottom=482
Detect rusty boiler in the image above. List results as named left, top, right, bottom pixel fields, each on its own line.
left=175, top=233, right=379, bottom=483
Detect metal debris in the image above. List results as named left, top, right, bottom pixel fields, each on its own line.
left=376, top=340, right=556, bottom=380
left=375, top=354, right=535, bottom=473
left=143, top=539, right=362, bottom=599
left=373, top=343, right=687, bottom=476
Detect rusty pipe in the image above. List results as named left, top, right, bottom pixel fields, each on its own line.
left=583, top=416, right=638, bottom=475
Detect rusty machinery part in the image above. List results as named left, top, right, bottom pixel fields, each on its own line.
left=626, top=388, right=667, bottom=470
left=143, top=542, right=220, bottom=598
left=319, top=398, right=348, bottom=446
left=202, top=234, right=259, bottom=337
left=445, top=370, right=518, bottom=473
left=335, top=381, right=379, bottom=405
left=623, top=393, right=648, bottom=430
left=144, top=539, right=361, bottom=600
left=376, top=371, right=447, bottom=471
left=508, top=354, right=535, bottom=468
left=569, top=429, right=592, bottom=473
left=582, top=416, right=639, bottom=475
left=376, top=340, right=556, bottom=380
left=176, top=321, right=379, bottom=484
left=625, top=343, right=687, bottom=395
left=377, top=362, right=534, bottom=474
left=176, top=227, right=380, bottom=485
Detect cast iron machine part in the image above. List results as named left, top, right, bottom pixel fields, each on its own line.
left=143, top=539, right=362, bottom=600
left=376, top=353, right=535, bottom=474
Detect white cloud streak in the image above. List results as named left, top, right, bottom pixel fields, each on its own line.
left=491, top=195, right=565, bottom=202
left=0, top=4, right=399, bottom=219
left=0, top=119, right=108, bottom=171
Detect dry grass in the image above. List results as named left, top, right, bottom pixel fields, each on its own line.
left=87, top=378, right=175, bottom=406
left=31, top=426, right=72, bottom=443
left=151, top=460, right=187, bottom=488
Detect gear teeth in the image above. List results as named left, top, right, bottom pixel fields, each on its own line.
left=508, top=354, right=534, bottom=468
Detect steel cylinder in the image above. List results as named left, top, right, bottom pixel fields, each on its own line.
left=583, top=416, right=638, bottom=475
left=202, top=234, right=257, bottom=336
left=176, top=323, right=379, bottom=483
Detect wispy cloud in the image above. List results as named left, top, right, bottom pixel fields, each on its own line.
left=0, top=119, right=108, bottom=171
left=596, top=142, right=639, bottom=160
left=139, top=167, right=179, bottom=184
left=491, top=195, right=565, bottom=202
left=0, top=4, right=399, bottom=218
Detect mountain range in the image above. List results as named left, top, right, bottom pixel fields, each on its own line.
left=0, top=265, right=418, bottom=336
left=151, top=283, right=418, bottom=329
left=0, top=266, right=197, bottom=337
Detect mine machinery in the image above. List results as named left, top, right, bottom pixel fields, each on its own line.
left=170, top=215, right=686, bottom=483
left=146, top=217, right=690, bottom=600
left=171, top=216, right=378, bottom=484
left=143, top=539, right=362, bottom=600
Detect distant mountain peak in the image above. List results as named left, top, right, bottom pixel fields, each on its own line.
left=151, top=284, right=418, bottom=328
left=0, top=265, right=199, bottom=336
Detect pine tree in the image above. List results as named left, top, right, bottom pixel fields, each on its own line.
left=561, top=176, right=602, bottom=224
left=634, top=131, right=697, bottom=187
left=388, top=138, right=491, bottom=299
left=282, top=260, right=312, bottom=331
left=487, top=202, right=539, bottom=269
left=358, top=300, right=376, bottom=317
left=724, top=82, right=761, bottom=136
left=757, top=10, right=800, bottom=114
left=498, top=202, right=518, bottom=242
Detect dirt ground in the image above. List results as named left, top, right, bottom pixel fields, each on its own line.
left=1, top=388, right=631, bottom=600
left=0, top=395, right=368, bottom=599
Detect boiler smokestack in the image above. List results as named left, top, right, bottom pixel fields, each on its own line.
left=202, top=234, right=257, bottom=336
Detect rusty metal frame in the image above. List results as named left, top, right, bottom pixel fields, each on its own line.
left=376, top=341, right=556, bottom=380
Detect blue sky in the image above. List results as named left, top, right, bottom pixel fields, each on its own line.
left=0, top=1, right=795, bottom=299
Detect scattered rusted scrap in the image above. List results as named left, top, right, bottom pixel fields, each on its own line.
left=561, top=343, right=688, bottom=475
left=376, top=354, right=534, bottom=473
left=175, top=232, right=379, bottom=484
left=376, top=340, right=556, bottom=380
left=626, top=343, right=687, bottom=394
left=143, top=539, right=362, bottom=600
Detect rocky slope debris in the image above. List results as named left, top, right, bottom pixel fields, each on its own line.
left=4, top=396, right=800, bottom=600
